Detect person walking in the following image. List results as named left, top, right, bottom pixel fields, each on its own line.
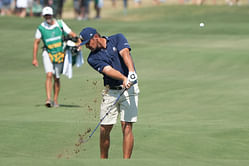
left=16, top=0, right=28, bottom=17
left=94, top=0, right=103, bottom=19
left=32, top=6, right=79, bottom=107
left=79, top=27, right=139, bottom=159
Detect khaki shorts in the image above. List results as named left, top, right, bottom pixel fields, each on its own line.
left=100, top=83, right=140, bottom=125
left=42, top=51, right=63, bottom=79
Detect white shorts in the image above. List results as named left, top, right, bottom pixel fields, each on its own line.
left=42, top=51, right=63, bottom=79
left=16, top=0, right=28, bottom=8
left=100, top=83, right=139, bottom=125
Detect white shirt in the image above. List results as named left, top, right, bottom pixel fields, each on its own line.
left=35, top=19, right=72, bottom=39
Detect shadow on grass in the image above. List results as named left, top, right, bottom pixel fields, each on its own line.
left=35, top=104, right=82, bottom=108
left=59, top=104, right=82, bottom=108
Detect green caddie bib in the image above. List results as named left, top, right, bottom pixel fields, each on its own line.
left=38, top=20, right=65, bottom=63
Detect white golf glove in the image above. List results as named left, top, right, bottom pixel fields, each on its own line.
left=128, top=71, right=137, bottom=84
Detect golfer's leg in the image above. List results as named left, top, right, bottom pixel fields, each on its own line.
left=100, top=125, right=113, bottom=159
left=46, top=72, right=53, bottom=101
left=121, top=122, right=134, bottom=159
left=53, top=76, right=60, bottom=105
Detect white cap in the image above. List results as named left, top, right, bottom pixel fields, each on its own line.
left=42, top=6, right=53, bottom=16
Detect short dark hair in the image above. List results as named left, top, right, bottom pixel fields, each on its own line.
left=95, top=32, right=101, bottom=37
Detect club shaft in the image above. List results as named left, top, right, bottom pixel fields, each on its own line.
left=85, top=88, right=127, bottom=142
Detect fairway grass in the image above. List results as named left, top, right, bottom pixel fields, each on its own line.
left=1, top=5, right=249, bottom=166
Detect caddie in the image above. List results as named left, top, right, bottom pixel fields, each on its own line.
left=32, top=6, right=80, bottom=108
left=79, top=27, right=140, bottom=159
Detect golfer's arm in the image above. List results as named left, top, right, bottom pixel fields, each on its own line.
left=69, top=31, right=77, bottom=38
left=102, top=66, right=126, bottom=81
left=33, top=38, right=40, bottom=60
left=119, top=48, right=135, bottom=72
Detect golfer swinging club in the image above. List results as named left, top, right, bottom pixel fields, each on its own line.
left=32, top=7, right=80, bottom=107
left=79, top=27, right=139, bottom=159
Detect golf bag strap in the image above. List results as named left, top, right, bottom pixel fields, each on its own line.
left=57, top=19, right=66, bottom=41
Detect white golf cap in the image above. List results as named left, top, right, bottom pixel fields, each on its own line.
left=42, top=6, right=53, bottom=16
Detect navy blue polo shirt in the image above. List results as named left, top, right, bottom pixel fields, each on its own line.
left=87, top=33, right=134, bottom=87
